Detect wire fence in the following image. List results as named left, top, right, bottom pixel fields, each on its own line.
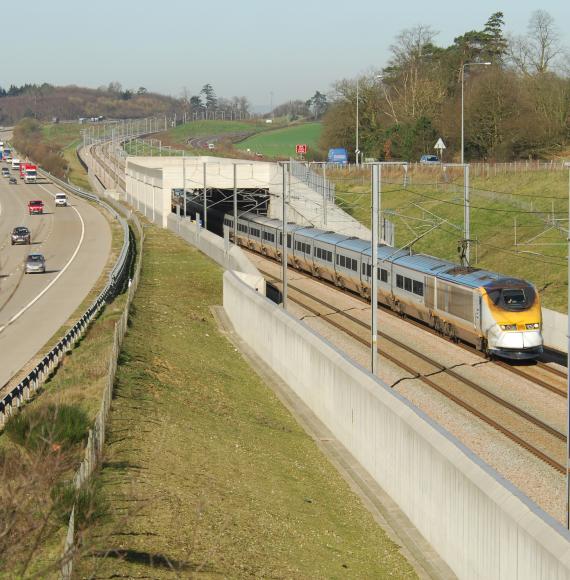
left=60, top=145, right=144, bottom=578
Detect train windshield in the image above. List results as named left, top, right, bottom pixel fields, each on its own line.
left=487, top=285, right=535, bottom=311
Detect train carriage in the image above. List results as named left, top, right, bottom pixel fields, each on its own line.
left=224, top=211, right=543, bottom=360
left=335, top=239, right=369, bottom=293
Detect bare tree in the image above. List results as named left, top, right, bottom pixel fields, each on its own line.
left=508, top=10, right=564, bottom=75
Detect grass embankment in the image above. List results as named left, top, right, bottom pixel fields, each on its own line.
left=42, top=123, right=91, bottom=191
left=144, top=120, right=271, bottom=157
left=76, top=224, right=416, bottom=578
left=132, top=119, right=322, bottom=161
left=0, top=291, right=128, bottom=577
left=235, top=122, right=323, bottom=159
left=332, top=167, right=568, bottom=311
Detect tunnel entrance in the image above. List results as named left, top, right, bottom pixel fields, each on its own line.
left=171, top=187, right=269, bottom=236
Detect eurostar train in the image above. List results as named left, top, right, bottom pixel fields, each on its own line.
left=223, top=212, right=543, bottom=360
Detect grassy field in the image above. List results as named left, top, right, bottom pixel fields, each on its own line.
left=75, top=223, right=416, bottom=579
left=235, top=122, right=323, bottom=158
left=42, top=123, right=91, bottom=190
left=330, top=166, right=568, bottom=312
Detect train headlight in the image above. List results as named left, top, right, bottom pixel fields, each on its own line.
left=500, top=324, right=517, bottom=331
left=525, top=323, right=540, bottom=330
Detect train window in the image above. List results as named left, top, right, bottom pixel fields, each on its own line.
left=326, top=251, right=332, bottom=262
left=351, top=259, right=357, bottom=272
left=287, top=234, right=291, bottom=249
left=404, top=278, right=412, bottom=292
left=340, top=255, right=346, bottom=267
left=279, top=233, right=282, bottom=245
left=381, top=269, right=388, bottom=283
left=488, top=286, right=534, bottom=311
left=396, top=274, right=404, bottom=289
left=336, top=254, right=339, bottom=265
left=413, top=280, right=424, bottom=296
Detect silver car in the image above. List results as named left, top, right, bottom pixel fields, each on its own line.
left=25, top=253, right=46, bottom=274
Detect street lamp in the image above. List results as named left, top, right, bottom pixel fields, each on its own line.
left=461, top=62, right=491, bottom=164
left=355, top=77, right=360, bottom=166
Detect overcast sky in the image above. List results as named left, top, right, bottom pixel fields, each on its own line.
left=1, top=1, right=568, bottom=109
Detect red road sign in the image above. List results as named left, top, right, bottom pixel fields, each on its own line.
left=296, top=144, right=307, bottom=154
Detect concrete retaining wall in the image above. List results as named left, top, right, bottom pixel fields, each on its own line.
left=543, top=308, right=567, bottom=354
left=224, top=270, right=570, bottom=579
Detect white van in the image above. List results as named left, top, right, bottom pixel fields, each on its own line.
left=11, top=158, right=20, bottom=169
left=55, top=193, right=68, bottom=207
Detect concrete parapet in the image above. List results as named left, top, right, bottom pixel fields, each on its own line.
left=542, top=308, right=567, bottom=354
left=223, top=270, right=570, bottom=579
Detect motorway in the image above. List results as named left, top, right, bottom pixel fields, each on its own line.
left=0, top=163, right=111, bottom=389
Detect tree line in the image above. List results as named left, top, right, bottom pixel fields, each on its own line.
left=320, top=11, right=570, bottom=161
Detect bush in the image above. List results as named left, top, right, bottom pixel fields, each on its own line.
left=5, top=404, right=90, bottom=451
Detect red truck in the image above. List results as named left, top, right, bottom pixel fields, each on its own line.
left=20, top=163, right=38, bottom=183
left=28, top=200, right=44, bottom=215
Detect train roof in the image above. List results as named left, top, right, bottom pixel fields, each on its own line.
left=363, top=245, right=410, bottom=261
left=337, top=238, right=371, bottom=252
left=392, top=252, right=503, bottom=288
left=296, top=229, right=351, bottom=244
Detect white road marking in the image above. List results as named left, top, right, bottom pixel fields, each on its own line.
left=0, top=185, right=85, bottom=334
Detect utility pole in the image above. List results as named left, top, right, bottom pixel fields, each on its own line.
left=281, top=163, right=288, bottom=309
left=371, top=164, right=379, bottom=374
left=233, top=163, right=238, bottom=245
left=565, top=161, right=570, bottom=530
left=323, top=163, right=328, bottom=227
left=464, top=163, right=470, bottom=264
left=182, top=153, right=187, bottom=218
left=203, top=162, right=208, bottom=230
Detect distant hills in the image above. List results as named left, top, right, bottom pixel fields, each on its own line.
left=0, top=84, right=180, bottom=124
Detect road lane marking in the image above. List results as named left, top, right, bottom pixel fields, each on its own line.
left=0, top=185, right=85, bottom=334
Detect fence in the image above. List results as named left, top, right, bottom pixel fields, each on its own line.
left=61, top=212, right=143, bottom=579
left=290, top=159, right=336, bottom=203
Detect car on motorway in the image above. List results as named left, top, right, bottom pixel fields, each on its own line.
left=1, top=167, right=9, bottom=177
left=9, top=176, right=17, bottom=184
left=419, top=154, right=440, bottom=164
left=11, top=226, right=31, bottom=245
left=54, top=193, right=68, bottom=207
left=28, top=200, right=44, bottom=214
left=25, top=253, right=46, bottom=274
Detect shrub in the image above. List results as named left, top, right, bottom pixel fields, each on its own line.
left=5, top=404, right=90, bottom=451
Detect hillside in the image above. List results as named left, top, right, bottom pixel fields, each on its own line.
left=0, top=85, right=179, bottom=124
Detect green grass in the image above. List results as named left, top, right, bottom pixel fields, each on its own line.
left=235, top=122, right=323, bottom=158
left=41, top=123, right=92, bottom=190
left=331, top=167, right=568, bottom=312
left=164, top=119, right=270, bottom=145
left=75, top=223, right=416, bottom=579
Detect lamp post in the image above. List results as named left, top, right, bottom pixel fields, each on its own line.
left=355, top=77, right=360, bottom=167
left=461, top=62, right=491, bottom=164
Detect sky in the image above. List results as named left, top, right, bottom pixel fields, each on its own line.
left=1, top=0, right=568, bottom=110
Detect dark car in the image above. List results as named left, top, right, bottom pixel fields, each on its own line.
left=25, top=253, right=46, bottom=274
left=11, top=226, right=31, bottom=245
left=9, top=176, right=17, bottom=184
left=420, top=154, right=440, bottom=164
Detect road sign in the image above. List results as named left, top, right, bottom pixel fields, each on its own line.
left=434, top=138, right=446, bottom=151
left=296, top=144, right=307, bottom=154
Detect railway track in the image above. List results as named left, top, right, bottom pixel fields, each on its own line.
left=257, top=264, right=566, bottom=474
left=245, top=249, right=567, bottom=397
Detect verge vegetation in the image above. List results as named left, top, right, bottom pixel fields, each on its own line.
left=332, top=166, right=568, bottom=311
left=75, top=223, right=416, bottom=579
